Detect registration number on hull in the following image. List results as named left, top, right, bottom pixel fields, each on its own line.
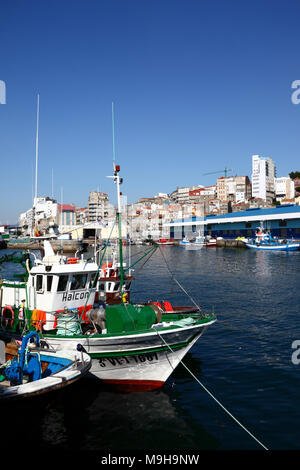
left=98, top=352, right=159, bottom=367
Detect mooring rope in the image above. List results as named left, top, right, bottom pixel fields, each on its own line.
left=156, top=330, right=269, bottom=450
left=158, top=245, right=202, bottom=312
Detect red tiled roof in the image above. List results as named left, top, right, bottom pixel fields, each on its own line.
left=58, top=204, right=76, bottom=212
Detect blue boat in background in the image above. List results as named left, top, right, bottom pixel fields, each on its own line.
left=179, top=237, right=192, bottom=246
left=242, top=228, right=300, bottom=251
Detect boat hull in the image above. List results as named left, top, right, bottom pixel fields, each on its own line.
left=244, top=242, right=300, bottom=251
left=37, top=320, right=215, bottom=391
left=0, top=349, right=91, bottom=400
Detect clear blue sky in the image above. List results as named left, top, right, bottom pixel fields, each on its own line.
left=1, top=0, right=300, bottom=224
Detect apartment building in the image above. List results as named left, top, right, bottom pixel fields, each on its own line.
left=216, top=176, right=251, bottom=203
left=275, top=177, right=295, bottom=202
left=170, top=185, right=204, bottom=204
left=88, top=191, right=109, bottom=223
left=251, top=154, right=276, bottom=203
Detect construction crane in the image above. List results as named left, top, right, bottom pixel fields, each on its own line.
left=203, top=167, right=233, bottom=178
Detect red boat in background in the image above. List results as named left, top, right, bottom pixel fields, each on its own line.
left=156, top=238, right=174, bottom=245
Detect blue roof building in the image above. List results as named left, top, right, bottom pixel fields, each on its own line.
left=164, top=205, right=300, bottom=239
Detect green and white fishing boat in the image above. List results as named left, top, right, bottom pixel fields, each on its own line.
left=0, top=165, right=216, bottom=391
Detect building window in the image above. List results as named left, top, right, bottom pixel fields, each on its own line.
left=279, top=220, right=287, bottom=227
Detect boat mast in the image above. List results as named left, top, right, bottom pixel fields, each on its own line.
left=32, top=93, right=40, bottom=237
left=109, top=102, right=125, bottom=298
left=34, top=94, right=40, bottom=201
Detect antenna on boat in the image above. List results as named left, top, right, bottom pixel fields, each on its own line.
left=51, top=168, right=54, bottom=199
left=34, top=93, right=40, bottom=201
left=112, top=101, right=116, bottom=167
left=107, top=102, right=125, bottom=299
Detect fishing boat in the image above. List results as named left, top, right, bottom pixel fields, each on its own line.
left=0, top=162, right=216, bottom=391
left=156, top=238, right=174, bottom=245
left=205, top=237, right=217, bottom=247
left=0, top=331, right=91, bottom=400
left=193, top=231, right=206, bottom=248
left=241, top=228, right=300, bottom=251
left=179, top=237, right=191, bottom=246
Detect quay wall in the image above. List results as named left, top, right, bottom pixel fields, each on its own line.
left=216, top=239, right=246, bottom=248
left=6, top=239, right=81, bottom=253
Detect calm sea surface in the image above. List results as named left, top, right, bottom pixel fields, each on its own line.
left=1, top=245, right=300, bottom=453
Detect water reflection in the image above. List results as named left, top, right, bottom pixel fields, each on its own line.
left=37, top=379, right=218, bottom=451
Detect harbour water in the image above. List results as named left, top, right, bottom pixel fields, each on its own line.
left=1, top=245, right=300, bottom=454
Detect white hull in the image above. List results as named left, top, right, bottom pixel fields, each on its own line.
left=185, top=244, right=204, bottom=250
left=89, top=333, right=202, bottom=389
left=40, top=321, right=214, bottom=390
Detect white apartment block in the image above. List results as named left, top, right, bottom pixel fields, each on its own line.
left=275, top=177, right=295, bottom=201
left=19, top=197, right=58, bottom=235
left=34, top=197, right=58, bottom=222
left=251, top=155, right=276, bottom=203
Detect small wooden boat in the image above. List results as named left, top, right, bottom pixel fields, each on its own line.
left=0, top=331, right=91, bottom=400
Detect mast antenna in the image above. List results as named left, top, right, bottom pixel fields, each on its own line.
left=34, top=94, right=40, bottom=201
left=112, top=101, right=116, bottom=168
left=106, top=102, right=124, bottom=297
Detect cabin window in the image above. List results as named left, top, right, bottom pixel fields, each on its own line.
left=125, top=281, right=131, bottom=290
left=46, top=275, right=53, bottom=292
left=114, top=282, right=120, bottom=292
left=90, top=272, right=98, bottom=288
left=36, top=275, right=43, bottom=292
left=70, top=274, right=87, bottom=290
left=57, top=275, right=69, bottom=292
left=99, top=283, right=105, bottom=291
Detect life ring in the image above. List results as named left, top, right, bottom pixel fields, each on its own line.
left=67, top=257, right=79, bottom=264
left=2, top=305, right=14, bottom=328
